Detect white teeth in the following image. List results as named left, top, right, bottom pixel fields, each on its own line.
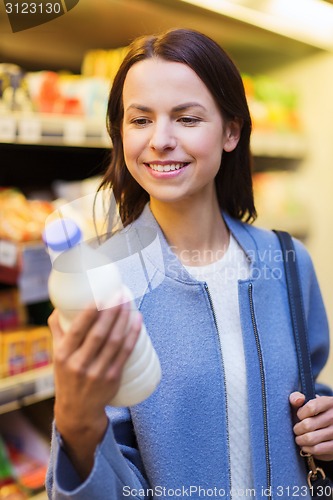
left=148, top=163, right=185, bottom=172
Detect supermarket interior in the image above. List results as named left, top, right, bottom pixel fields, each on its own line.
left=1, top=0, right=333, bottom=498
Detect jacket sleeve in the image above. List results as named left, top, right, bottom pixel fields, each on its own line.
left=294, top=238, right=332, bottom=396
left=45, top=406, right=151, bottom=499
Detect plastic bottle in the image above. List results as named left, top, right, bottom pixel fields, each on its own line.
left=43, top=217, right=161, bottom=407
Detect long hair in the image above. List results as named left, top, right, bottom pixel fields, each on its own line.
left=99, top=28, right=256, bottom=225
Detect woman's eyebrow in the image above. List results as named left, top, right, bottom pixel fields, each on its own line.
left=125, top=102, right=207, bottom=113
left=172, top=102, right=207, bottom=112
left=125, top=104, right=152, bottom=113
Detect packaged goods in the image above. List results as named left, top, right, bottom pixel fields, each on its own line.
left=0, top=411, right=50, bottom=496
left=0, top=189, right=54, bottom=243
left=0, top=327, right=52, bottom=378
left=0, top=288, right=26, bottom=331
left=0, top=331, right=28, bottom=378
left=28, top=326, right=52, bottom=369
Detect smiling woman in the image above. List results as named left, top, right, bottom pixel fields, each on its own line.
left=104, top=29, right=255, bottom=226
left=45, top=28, right=333, bottom=500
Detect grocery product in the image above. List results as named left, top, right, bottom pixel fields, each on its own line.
left=43, top=217, right=161, bottom=407
left=0, top=189, right=54, bottom=243
left=0, top=326, right=52, bottom=378
left=0, top=330, right=28, bottom=378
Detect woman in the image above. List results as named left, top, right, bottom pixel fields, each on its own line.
left=46, top=29, right=333, bottom=499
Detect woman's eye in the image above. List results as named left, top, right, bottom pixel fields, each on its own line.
left=131, top=118, right=150, bottom=126
left=178, top=116, right=201, bottom=125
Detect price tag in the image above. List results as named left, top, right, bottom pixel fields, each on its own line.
left=63, top=119, right=85, bottom=144
left=0, top=115, right=16, bottom=141
left=18, top=117, right=42, bottom=143
left=18, top=245, right=51, bottom=304
left=0, top=240, right=18, bottom=267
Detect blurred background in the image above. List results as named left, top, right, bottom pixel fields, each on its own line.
left=1, top=1, right=333, bottom=497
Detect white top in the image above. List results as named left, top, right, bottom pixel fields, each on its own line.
left=185, top=234, right=254, bottom=498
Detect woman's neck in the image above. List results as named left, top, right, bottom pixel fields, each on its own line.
left=150, top=197, right=229, bottom=266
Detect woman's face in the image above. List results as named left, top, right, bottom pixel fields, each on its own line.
left=122, top=57, right=240, bottom=208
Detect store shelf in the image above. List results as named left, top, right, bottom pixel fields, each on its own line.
left=0, top=241, right=51, bottom=302
left=0, top=112, right=111, bottom=149
left=0, top=365, right=54, bottom=414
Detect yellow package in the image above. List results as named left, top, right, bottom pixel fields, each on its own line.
left=28, top=326, right=52, bottom=370
left=0, top=330, right=29, bottom=378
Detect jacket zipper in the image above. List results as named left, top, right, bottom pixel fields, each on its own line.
left=248, top=282, right=272, bottom=499
left=204, top=282, right=232, bottom=498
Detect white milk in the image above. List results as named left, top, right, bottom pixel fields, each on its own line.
left=44, top=218, right=161, bottom=407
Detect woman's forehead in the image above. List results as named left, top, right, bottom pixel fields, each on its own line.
left=123, top=58, right=214, bottom=107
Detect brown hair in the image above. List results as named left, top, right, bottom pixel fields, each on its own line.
left=99, top=28, right=256, bottom=225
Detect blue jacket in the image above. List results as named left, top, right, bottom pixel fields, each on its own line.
left=46, top=204, right=332, bottom=499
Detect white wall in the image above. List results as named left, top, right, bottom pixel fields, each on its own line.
left=271, top=51, right=333, bottom=385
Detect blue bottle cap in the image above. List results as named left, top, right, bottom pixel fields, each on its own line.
left=43, top=218, right=82, bottom=252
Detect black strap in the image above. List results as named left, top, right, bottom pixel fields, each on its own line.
left=273, top=230, right=315, bottom=402
left=274, top=230, right=333, bottom=497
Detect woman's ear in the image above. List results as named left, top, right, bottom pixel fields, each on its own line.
left=223, top=117, right=243, bottom=152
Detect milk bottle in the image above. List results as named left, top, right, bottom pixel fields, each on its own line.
left=43, top=217, right=161, bottom=407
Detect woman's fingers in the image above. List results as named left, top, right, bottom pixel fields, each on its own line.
left=295, top=425, right=333, bottom=447
left=105, top=311, right=142, bottom=382
left=69, top=302, right=130, bottom=369
left=289, top=391, right=306, bottom=410
left=50, top=299, right=142, bottom=395
left=50, top=297, right=129, bottom=367
left=50, top=307, right=99, bottom=359
left=85, top=305, right=139, bottom=378
left=296, top=396, right=333, bottom=420
left=291, top=394, right=333, bottom=461
left=294, top=411, right=333, bottom=436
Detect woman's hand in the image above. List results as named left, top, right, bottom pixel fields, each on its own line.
left=290, top=391, right=333, bottom=461
left=48, top=297, right=142, bottom=478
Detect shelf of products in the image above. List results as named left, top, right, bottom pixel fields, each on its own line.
left=0, top=364, right=54, bottom=415
left=0, top=185, right=54, bottom=498
left=0, top=112, right=110, bottom=148
left=0, top=405, right=52, bottom=498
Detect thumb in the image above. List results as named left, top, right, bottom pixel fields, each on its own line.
left=289, top=391, right=306, bottom=409
left=48, top=308, right=65, bottom=344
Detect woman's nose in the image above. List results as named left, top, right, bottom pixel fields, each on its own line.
left=149, top=121, right=177, bottom=151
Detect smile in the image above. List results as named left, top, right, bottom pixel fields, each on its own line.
left=145, top=163, right=189, bottom=172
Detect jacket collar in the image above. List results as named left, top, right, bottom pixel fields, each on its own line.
left=129, top=203, right=262, bottom=284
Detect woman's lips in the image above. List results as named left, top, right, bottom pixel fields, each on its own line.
left=144, top=162, right=190, bottom=178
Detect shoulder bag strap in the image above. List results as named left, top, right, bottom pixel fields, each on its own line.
left=273, top=229, right=315, bottom=401
left=273, top=230, right=331, bottom=494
